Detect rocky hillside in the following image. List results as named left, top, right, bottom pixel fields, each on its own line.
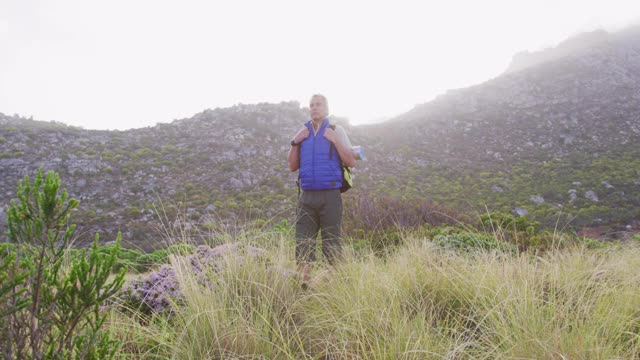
left=359, top=25, right=640, bottom=231
left=2, top=27, right=640, bottom=248
left=0, top=103, right=309, bottom=249
left=379, top=30, right=640, bottom=162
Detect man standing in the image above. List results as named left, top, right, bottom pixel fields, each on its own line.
left=288, top=94, right=356, bottom=284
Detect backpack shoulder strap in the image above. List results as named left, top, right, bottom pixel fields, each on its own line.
left=328, top=125, right=337, bottom=160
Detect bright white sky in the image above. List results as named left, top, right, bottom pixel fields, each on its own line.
left=1, top=0, right=639, bottom=130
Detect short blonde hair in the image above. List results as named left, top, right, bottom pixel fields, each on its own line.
left=310, top=94, right=329, bottom=114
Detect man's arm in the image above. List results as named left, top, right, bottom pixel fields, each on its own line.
left=288, top=145, right=300, bottom=172
left=334, top=139, right=356, bottom=168
left=288, top=127, right=310, bottom=172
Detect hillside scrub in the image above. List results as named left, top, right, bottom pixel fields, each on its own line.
left=1, top=169, right=125, bottom=359
left=108, top=233, right=640, bottom=359
left=342, top=193, right=469, bottom=254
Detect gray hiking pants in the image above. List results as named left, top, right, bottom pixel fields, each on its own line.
left=295, top=189, right=343, bottom=265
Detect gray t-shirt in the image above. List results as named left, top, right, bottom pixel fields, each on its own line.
left=334, top=125, right=353, bottom=149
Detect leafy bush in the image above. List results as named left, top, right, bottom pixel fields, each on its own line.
left=97, top=245, right=145, bottom=273
left=475, top=212, right=609, bottom=252
left=166, top=243, right=197, bottom=255
left=478, top=212, right=540, bottom=235
left=116, top=247, right=146, bottom=272
left=138, top=250, right=170, bottom=271
left=135, top=243, right=198, bottom=272
left=577, top=236, right=607, bottom=249
left=273, top=218, right=293, bottom=234
left=434, top=231, right=517, bottom=253
left=0, top=169, right=125, bottom=359
left=0, top=243, right=31, bottom=338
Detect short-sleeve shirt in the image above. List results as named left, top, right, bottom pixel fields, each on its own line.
left=334, top=125, right=352, bottom=149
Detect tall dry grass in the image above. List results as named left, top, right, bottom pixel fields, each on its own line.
left=108, top=233, right=640, bottom=359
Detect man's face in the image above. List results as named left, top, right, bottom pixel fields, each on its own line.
left=310, top=96, right=328, bottom=122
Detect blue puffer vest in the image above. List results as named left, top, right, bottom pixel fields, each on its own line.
left=299, top=119, right=342, bottom=191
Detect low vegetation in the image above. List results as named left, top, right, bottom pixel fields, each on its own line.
left=1, top=170, right=125, bottom=359
left=2, top=170, right=639, bottom=359
left=108, top=236, right=640, bottom=359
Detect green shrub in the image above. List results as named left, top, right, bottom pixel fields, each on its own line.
left=577, top=236, right=607, bottom=249
left=273, top=218, right=293, bottom=234
left=0, top=169, right=125, bottom=359
left=98, top=245, right=145, bottom=273
left=342, top=193, right=469, bottom=255
left=137, top=243, right=197, bottom=271
left=434, top=231, right=517, bottom=253
left=428, top=225, right=464, bottom=238
left=367, top=229, right=406, bottom=255
left=138, top=250, right=170, bottom=270
left=478, top=212, right=540, bottom=235
left=166, top=243, right=197, bottom=255
left=0, top=243, right=31, bottom=329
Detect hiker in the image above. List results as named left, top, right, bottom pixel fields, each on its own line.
left=288, top=94, right=356, bottom=284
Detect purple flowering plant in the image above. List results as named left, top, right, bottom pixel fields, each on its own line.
left=118, top=242, right=268, bottom=317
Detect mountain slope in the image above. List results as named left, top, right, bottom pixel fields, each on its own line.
left=1, top=102, right=308, bottom=249
left=356, top=27, right=640, bottom=229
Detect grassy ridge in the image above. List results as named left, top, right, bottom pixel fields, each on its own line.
left=108, top=234, right=640, bottom=359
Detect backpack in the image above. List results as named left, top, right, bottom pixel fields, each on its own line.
left=328, top=125, right=353, bottom=193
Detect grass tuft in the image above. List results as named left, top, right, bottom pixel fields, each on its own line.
left=108, top=231, right=640, bottom=359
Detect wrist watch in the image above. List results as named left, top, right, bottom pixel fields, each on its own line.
left=290, top=140, right=300, bottom=146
